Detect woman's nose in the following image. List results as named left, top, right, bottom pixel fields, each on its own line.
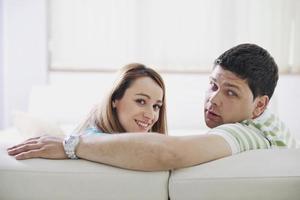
left=143, top=107, right=155, bottom=120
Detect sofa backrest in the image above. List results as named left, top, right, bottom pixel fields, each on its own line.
left=26, top=72, right=300, bottom=139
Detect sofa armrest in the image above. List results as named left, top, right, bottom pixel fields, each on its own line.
left=0, top=134, right=169, bottom=200
left=169, top=148, right=300, bottom=200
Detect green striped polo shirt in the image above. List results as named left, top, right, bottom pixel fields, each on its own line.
left=208, top=109, right=298, bottom=154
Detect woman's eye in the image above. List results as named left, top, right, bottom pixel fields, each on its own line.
left=153, top=104, right=162, bottom=111
left=135, top=99, right=146, bottom=105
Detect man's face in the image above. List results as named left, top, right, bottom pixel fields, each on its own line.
left=204, top=65, right=260, bottom=128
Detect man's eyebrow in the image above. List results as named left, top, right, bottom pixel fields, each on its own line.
left=135, top=93, right=163, bottom=104
left=209, top=76, right=216, bottom=81
left=209, top=76, right=241, bottom=90
left=223, top=82, right=241, bottom=90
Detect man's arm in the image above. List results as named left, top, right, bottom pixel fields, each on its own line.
left=77, top=133, right=232, bottom=171
left=7, top=133, right=231, bottom=171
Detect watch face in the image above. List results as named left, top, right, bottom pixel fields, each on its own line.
left=64, top=135, right=79, bottom=159
left=69, top=136, right=77, bottom=145
left=67, top=135, right=79, bottom=147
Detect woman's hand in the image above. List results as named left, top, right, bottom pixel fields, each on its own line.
left=7, top=135, right=68, bottom=160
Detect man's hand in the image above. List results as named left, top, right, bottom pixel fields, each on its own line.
left=7, top=135, right=67, bottom=160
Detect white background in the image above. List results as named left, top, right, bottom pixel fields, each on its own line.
left=0, top=0, right=299, bottom=139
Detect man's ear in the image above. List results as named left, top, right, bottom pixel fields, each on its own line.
left=253, top=95, right=269, bottom=118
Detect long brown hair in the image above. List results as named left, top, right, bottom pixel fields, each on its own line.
left=76, top=63, right=167, bottom=134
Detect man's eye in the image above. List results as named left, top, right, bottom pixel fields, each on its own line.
left=209, top=81, right=218, bottom=91
left=135, top=99, right=146, bottom=105
left=228, top=90, right=237, bottom=96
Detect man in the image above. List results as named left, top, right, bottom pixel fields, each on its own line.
left=7, top=43, right=297, bottom=171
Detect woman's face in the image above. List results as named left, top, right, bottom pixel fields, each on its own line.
left=113, top=77, right=164, bottom=132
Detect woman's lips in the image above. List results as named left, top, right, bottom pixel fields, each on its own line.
left=135, top=119, right=151, bottom=131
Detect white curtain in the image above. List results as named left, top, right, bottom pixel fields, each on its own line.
left=49, top=0, right=300, bottom=72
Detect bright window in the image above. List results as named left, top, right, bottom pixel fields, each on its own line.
left=49, top=0, right=300, bottom=73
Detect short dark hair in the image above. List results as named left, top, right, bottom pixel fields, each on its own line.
left=214, top=43, right=278, bottom=99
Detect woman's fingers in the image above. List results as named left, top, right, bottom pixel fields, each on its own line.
left=7, top=136, right=67, bottom=160
left=24, top=136, right=42, bottom=142
left=7, top=137, right=40, bottom=150
left=15, top=149, right=44, bottom=160
left=7, top=143, right=43, bottom=156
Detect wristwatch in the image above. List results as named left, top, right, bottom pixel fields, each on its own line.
left=63, top=134, right=80, bottom=159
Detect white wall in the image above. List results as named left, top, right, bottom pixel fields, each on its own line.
left=0, top=0, right=4, bottom=128
left=2, top=0, right=48, bottom=128
left=276, top=75, right=300, bottom=137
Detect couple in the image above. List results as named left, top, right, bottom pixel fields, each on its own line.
left=7, top=43, right=297, bottom=171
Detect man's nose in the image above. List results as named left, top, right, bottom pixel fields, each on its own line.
left=209, top=90, right=222, bottom=106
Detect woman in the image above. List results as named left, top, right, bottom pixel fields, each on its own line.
left=78, top=63, right=167, bottom=135
left=7, top=63, right=167, bottom=160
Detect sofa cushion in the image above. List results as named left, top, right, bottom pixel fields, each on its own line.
left=169, top=149, right=300, bottom=200
left=0, top=138, right=169, bottom=200
left=13, top=111, right=65, bottom=138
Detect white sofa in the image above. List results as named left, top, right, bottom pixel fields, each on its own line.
left=1, top=132, right=300, bottom=200
left=0, top=131, right=169, bottom=200
left=1, top=84, right=300, bottom=199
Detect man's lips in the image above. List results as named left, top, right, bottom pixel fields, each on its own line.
left=205, top=109, right=221, bottom=121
